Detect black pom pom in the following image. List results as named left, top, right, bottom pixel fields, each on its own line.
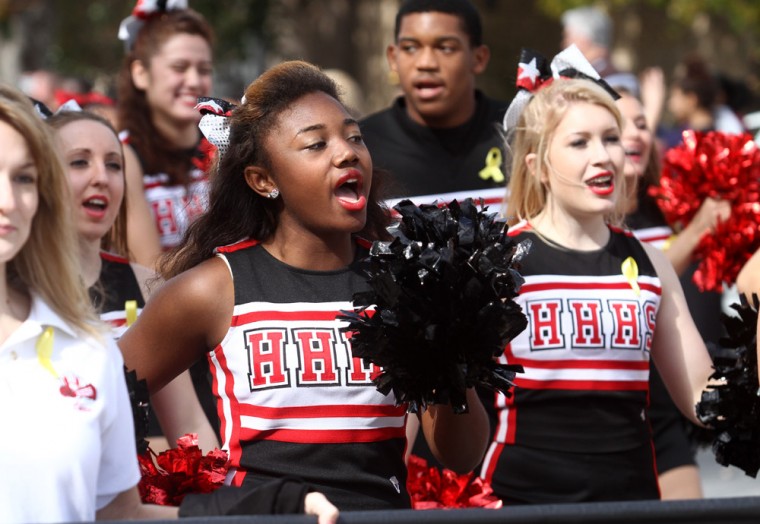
left=696, top=295, right=760, bottom=477
left=124, top=367, right=151, bottom=455
left=340, top=198, right=527, bottom=414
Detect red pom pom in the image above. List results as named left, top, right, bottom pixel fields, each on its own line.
left=406, top=454, right=502, bottom=509
left=137, top=433, right=229, bottom=506
left=650, top=131, right=760, bottom=291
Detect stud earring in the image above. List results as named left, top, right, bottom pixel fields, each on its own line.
left=267, top=188, right=280, bottom=199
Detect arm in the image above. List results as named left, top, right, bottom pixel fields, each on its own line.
left=639, top=67, right=666, bottom=134
left=119, top=256, right=233, bottom=393
left=97, top=487, right=178, bottom=521
left=419, top=389, right=489, bottom=473
left=128, top=261, right=220, bottom=451
left=644, top=242, right=714, bottom=424
left=151, top=371, right=220, bottom=452
left=404, top=414, right=420, bottom=464
left=124, top=144, right=162, bottom=269
left=664, top=197, right=731, bottom=275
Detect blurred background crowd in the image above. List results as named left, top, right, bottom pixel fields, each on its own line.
left=3, top=0, right=760, bottom=133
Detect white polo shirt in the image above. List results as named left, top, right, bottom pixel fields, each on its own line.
left=0, top=294, right=140, bottom=523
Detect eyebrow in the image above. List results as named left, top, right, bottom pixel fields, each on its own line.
left=398, top=36, right=462, bottom=44
left=296, top=118, right=358, bottom=135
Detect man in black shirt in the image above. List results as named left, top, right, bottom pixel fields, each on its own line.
left=361, top=0, right=507, bottom=208
left=361, top=0, right=507, bottom=470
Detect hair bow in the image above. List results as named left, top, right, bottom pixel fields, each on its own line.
left=118, top=0, right=189, bottom=51
left=29, top=98, right=83, bottom=121
left=195, top=96, right=237, bottom=158
left=503, top=44, right=620, bottom=133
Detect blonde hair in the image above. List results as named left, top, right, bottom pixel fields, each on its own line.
left=505, top=79, right=627, bottom=227
left=0, top=85, right=102, bottom=336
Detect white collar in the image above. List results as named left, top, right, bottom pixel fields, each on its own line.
left=1, top=293, right=79, bottom=351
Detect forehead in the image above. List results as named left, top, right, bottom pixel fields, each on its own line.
left=273, top=91, right=351, bottom=131
left=555, top=101, right=617, bottom=132
left=397, top=12, right=468, bottom=41
left=0, top=119, right=30, bottom=152
left=154, top=33, right=212, bottom=60
left=616, top=95, right=644, bottom=117
left=59, top=119, right=119, bottom=147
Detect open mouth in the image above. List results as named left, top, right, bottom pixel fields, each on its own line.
left=624, top=146, right=643, bottom=162
left=413, top=79, right=444, bottom=99
left=335, top=172, right=367, bottom=211
left=82, top=196, right=109, bottom=217
left=335, top=176, right=362, bottom=201
left=586, top=173, right=614, bottom=195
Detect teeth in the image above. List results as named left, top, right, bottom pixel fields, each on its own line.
left=87, top=198, right=106, bottom=206
left=588, top=175, right=612, bottom=186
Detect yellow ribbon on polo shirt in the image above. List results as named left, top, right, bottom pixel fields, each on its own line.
left=479, top=147, right=505, bottom=184
left=36, top=327, right=58, bottom=378
left=621, top=257, right=641, bottom=296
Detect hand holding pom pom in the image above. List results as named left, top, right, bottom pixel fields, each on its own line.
left=650, top=131, right=760, bottom=292
left=340, top=198, right=527, bottom=414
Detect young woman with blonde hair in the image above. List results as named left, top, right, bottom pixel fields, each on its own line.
left=483, top=73, right=718, bottom=504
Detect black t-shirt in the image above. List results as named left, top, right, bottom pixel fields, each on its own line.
left=360, top=91, right=508, bottom=197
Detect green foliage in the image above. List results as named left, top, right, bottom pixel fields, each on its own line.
left=536, top=0, right=760, bottom=38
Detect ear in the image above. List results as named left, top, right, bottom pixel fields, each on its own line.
left=244, top=165, right=275, bottom=198
left=525, top=152, right=547, bottom=183
left=386, top=44, right=399, bottom=73
left=471, top=44, right=490, bottom=75
left=130, top=60, right=150, bottom=91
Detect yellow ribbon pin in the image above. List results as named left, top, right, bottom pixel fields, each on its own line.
left=125, top=299, right=138, bottom=327
left=35, top=327, right=57, bottom=378
left=479, top=147, right=505, bottom=184
left=621, top=256, right=641, bottom=296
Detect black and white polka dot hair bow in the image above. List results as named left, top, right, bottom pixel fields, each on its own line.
left=195, top=96, right=237, bottom=158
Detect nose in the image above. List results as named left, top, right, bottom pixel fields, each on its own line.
left=592, top=137, right=614, bottom=165
left=621, top=119, right=637, bottom=140
left=0, top=172, right=18, bottom=212
left=0, top=174, right=15, bottom=211
left=334, top=139, right=359, bottom=167
left=185, top=67, right=201, bottom=89
left=91, top=162, right=109, bottom=187
left=415, top=46, right=439, bottom=70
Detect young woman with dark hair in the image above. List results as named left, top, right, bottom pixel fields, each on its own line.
left=120, top=60, right=490, bottom=511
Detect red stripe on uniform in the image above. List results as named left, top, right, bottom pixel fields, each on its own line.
left=216, top=238, right=260, bottom=253
left=514, top=378, right=649, bottom=390
left=99, top=251, right=130, bottom=264
left=231, top=309, right=346, bottom=326
left=521, top=281, right=662, bottom=295
left=482, top=442, right=505, bottom=483
left=210, top=345, right=244, bottom=471
left=509, top=357, right=649, bottom=371
left=238, top=403, right=406, bottom=419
